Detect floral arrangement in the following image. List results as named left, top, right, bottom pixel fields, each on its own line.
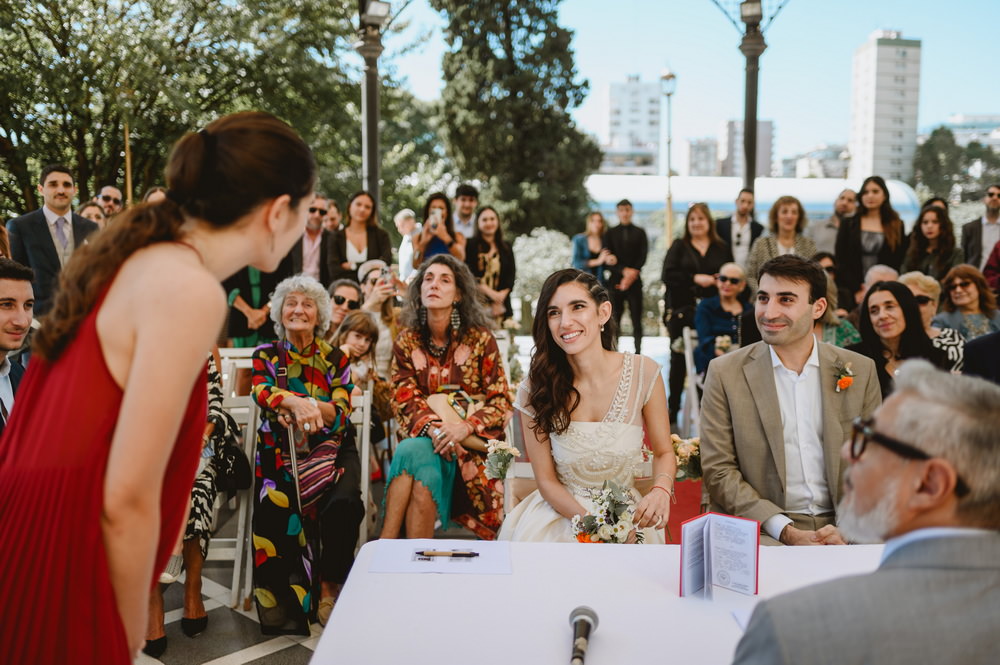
left=571, top=480, right=643, bottom=544
left=714, top=334, right=733, bottom=354
left=484, top=438, right=521, bottom=481
left=834, top=361, right=854, bottom=393
left=671, top=434, right=702, bottom=481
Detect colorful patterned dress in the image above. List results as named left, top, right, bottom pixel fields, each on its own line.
left=250, top=339, right=353, bottom=635
left=388, top=325, right=512, bottom=539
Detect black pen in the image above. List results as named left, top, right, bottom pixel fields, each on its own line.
left=416, top=550, right=480, bottom=558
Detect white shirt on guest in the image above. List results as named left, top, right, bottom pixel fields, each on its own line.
left=762, top=336, right=832, bottom=541
left=980, top=216, right=1000, bottom=271
left=730, top=219, right=753, bottom=268
left=0, top=356, right=15, bottom=423
left=453, top=212, right=475, bottom=240
left=42, top=205, right=75, bottom=266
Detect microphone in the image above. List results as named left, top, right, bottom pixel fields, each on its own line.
left=569, top=606, right=599, bottom=665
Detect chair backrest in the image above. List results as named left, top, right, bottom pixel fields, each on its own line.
left=681, top=327, right=702, bottom=438
left=351, top=387, right=373, bottom=545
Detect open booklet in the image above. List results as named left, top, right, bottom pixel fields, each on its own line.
left=679, top=512, right=759, bottom=598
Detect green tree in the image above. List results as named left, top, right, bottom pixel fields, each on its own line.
left=429, top=0, right=602, bottom=237
left=912, top=127, right=964, bottom=197
left=0, top=0, right=358, bottom=218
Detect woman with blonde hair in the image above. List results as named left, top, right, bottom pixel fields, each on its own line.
left=745, top=195, right=817, bottom=292
left=899, top=271, right=965, bottom=371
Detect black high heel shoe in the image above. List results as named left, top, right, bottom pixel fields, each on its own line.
left=143, top=636, right=167, bottom=658
left=181, top=615, right=208, bottom=637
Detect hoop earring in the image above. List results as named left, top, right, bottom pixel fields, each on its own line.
left=450, top=306, right=461, bottom=333
left=419, top=304, right=427, bottom=327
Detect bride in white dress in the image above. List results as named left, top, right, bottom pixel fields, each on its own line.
left=498, top=269, right=676, bottom=543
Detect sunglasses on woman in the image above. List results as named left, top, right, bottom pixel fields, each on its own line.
left=913, top=295, right=934, bottom=306
left=332, top=295, right=360, bottom=309
left=717, top=275, right=743, bottom=285
left=948, top=280, right=973, bottom=292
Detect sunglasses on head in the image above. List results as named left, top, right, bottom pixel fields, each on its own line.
left=717, top=275, right=743, bottom=285
left=948, top=280, right=973, bottom=292
left=332, top=294, right=360, bottom=309
left=100, top=194, right=122, bottom=205
left=309, top=207, right=327, bottom=215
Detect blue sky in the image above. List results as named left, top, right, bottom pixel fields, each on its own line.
left=370, top=0, right=999, bottom=171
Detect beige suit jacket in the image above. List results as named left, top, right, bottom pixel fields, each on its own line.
left=700, top=340, right=881, bottom=527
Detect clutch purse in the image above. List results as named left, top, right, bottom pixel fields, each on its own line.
left=426, top=388, right=488, bottom=452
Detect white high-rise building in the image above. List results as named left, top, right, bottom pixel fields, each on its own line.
left=687, top=138, right=719, bottom=176
left=848, top=30, right=921, bottom=182
left=718, top=120, right=773, bottom=179
left=600, top=75, right=660, bottom=175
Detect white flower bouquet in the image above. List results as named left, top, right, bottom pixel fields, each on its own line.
left=571, top=480, right=643, bottom=544
left=484, top=438, right=521, bottom=481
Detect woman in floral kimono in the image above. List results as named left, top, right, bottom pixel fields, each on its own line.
left=381, top=254, right=512, bottom=540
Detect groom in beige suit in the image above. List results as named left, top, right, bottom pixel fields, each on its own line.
left=701, top=255, right=881, bottom=545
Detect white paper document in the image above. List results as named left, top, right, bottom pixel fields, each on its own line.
left=368, top=538, right=513, bottom=575
left=679, top=512, right=759, bottom=597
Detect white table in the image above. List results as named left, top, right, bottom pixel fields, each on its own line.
left=312, top=539, right=883, bottom=664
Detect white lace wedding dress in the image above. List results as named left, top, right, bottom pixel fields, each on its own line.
left=498, top=353, right=666, bottom=544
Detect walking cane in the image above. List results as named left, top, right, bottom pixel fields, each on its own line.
left=286, top=424, right=304, bottom=515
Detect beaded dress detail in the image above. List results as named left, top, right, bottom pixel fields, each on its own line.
left=498, top=353, right=665, bottom=543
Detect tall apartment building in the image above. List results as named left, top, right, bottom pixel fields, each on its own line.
left=718, top=120, right=773, bottom=180
left=599, top=75, right=660, bottom=175
left=848, top=30, right=921, bottom=182
left=687, top=138, right=719, bottom=176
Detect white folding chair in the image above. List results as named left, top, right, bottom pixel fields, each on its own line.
left=351, top=387, right=373, bottom=547
left=680, top=327, right=703, bottom=439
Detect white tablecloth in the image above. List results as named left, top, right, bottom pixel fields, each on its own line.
left=312, top=539, right=883, bottom=664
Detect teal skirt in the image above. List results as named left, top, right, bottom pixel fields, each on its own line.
left=385, top=437, right=457, bottom=526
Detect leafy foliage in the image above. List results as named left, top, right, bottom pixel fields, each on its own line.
left=428, top=0, right=602, bottom=237
left=912, top=126, right=1000, bottom=200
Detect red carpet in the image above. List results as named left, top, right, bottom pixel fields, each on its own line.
left=665, top=480, right=703, bottom=543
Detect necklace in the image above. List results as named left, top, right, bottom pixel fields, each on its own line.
left=428, top=339, right=449, bottom=359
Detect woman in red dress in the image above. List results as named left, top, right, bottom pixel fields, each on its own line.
left=0, top=111, right=316, bottom=662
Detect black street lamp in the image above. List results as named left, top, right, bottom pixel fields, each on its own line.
left=739, top=0, right=766, bottom=190
left=355, top=1, right=391, bottom=210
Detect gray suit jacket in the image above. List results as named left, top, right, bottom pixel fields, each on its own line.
left=961, top=217, right=983, bottom=268
left=701, top=341, right=881, bottom=528
left=732, top=533, right=1000, bottom=665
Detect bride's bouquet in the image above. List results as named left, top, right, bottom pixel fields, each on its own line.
left=571, top=480, right=644, bottom=544
left=671, top=434, right=702, bottom=481
left=484, top=439, right=520, bottom=481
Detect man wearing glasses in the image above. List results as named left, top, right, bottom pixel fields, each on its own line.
left=94, top=184, right=124, bottom=217
left=288, top=193, right=333, bottom=286
left=7, top=164, right=98, bottom=316
left=732, top=360, right=1000, bottom=665
left=701, top=255, right=881, bottom=546
left=960, top=184, right=1000, bottom=270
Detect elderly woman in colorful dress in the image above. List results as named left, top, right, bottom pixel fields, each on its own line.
left=380, top=254, right=512, bottom=540
left=250, top=274, right=361, bottom=633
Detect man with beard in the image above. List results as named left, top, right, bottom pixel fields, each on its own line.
left=287, top=193, right=334, bottom=285
left=732, top=360, right=1000, bottom=665
left=702, top=255, right=880, bottom=545
left=805, top=188, right=857, bottom=255
left=960, top=184, right=1000, bottom=270
left=7, top=164, right=98, bottom=316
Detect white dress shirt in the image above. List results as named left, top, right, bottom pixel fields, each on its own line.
left=730, top=219, right=753, bottom=268
left=42, top=205, right=75, bottom=266
left=762, top=336, right=832, bottom=540
left=0, top=357, right=15, bottom=425
left=979, top=216, right=1000, bottom=271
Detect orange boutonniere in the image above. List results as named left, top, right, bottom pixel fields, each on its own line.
left=834, top=361, right=854, bottom=393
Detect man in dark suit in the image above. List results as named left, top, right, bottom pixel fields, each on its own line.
left=603, top=199, right=648, bottom=354
left=288, top=193, right=334, bottom=287
left=732, top=361, right=1000, bottom=665
left=715, top=188, right=763, bottom=269
left=0, top=258, right=34, bottom=436
left=960, top=184, right=1000, bottom=270
left=7, top=164, right=98, bottom=316
left=963, top=330, right=1000, bottom=384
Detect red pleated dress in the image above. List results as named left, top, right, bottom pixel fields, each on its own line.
left=0, top=291, right=206, bottom=663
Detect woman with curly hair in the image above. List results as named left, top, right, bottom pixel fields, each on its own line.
left=901, top=205, right=963, bottom=280
left=933, top=264, right=1000, bottom=339
left=745, top=195, right=817, bottom=293
left=498, top=269, right=676, bottom=543
left=848, top=280, right=949, bottom=398
left=381, top=254, right=511, bottom=539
